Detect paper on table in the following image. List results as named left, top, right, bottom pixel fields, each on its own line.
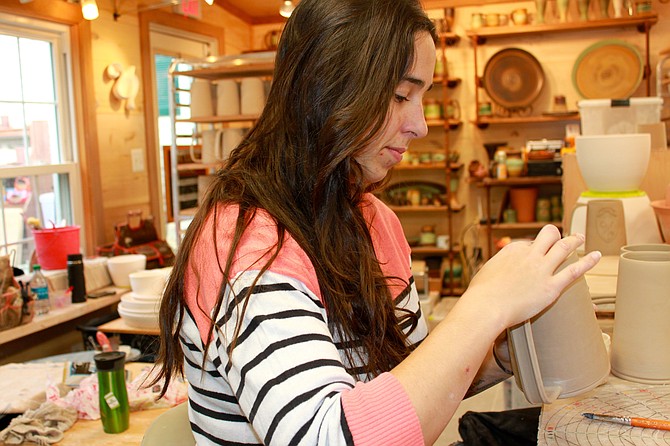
left=538, top=376, right=670, bottom=445
left=0, top=362, right=65, bottom=414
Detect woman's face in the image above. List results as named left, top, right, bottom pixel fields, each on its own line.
left=354, top=31, right=436, bottom=184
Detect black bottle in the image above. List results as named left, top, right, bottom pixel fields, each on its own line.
left=67, top=253, right=87, bottom=303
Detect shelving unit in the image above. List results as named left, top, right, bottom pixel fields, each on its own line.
left=167, top=53, right=275, bottom=246
left=464, top=11, right=658, bottom=261
left=477, top=176, right=563, bottom=259
left=467, top=13, right=658, bottom=127
left=381, top=27, right=465, bottom=296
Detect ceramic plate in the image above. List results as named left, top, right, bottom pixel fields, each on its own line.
left=381, top=181, right=447, bottom=207
left=572, top=39, right=643, bottom=99
left=482, top=48, right=544, bottom=109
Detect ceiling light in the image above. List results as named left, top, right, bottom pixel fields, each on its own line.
left=279, top=0, right=295, bottom=18
left=204, top=0, right=213, bottom=4
left=81, top=0, right=99, bottom=20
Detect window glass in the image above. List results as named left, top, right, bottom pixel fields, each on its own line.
left=0, top=14, right=82, bottom=272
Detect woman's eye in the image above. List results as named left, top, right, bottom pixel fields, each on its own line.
left=394, top=94, right=410, bottom=103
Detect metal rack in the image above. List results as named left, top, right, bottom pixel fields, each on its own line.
left=167, top=52, right=275, bottom=246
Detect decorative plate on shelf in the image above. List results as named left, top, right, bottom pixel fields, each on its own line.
left=381, top=181, right=447, bottom=207
left=482, top=48, right=545, bottom=109
left=572, top=39, right=643, bottom=99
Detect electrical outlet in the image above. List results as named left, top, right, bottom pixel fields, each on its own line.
left=131, top=148, right=145, bottom=172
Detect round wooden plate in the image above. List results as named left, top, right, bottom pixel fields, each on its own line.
left=482, top=48, right=545, bottom=109
left=572, top=39, right=643, bottom=99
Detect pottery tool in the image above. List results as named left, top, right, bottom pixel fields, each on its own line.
left=582, top=413, right=670, bottom=431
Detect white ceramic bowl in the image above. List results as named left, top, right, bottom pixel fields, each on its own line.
left=128, top=268, right=169, bottom=296
left=118, top=305, right=159, bottom=329
left=120, top=294, right=160, bottom=312
left=575, top=133, right=650, bottom=192
left=106, top=255, right=147, bottom=288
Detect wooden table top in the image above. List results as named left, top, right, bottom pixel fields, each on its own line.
left=98, top=317, right=160, bottom=336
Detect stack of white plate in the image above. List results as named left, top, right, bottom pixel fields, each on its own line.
left=117, top=267, right=172, bottom=330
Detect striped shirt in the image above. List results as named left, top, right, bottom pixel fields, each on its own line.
left=180, top=194, right=428, bottom=445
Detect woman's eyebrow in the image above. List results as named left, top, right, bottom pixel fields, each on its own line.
left=402, top=76, right=433, bottom=91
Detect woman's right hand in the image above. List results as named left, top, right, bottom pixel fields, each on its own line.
left=463, top=224, right=601, bottom=330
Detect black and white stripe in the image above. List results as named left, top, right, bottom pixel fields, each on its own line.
left=181, top=269, right=427, bottom=445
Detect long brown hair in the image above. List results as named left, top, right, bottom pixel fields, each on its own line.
left=154, top=0, right=437, bottom=395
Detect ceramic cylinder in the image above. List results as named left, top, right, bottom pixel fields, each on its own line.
left=240, top=78, right=266, bottom=116
left=599, top=0, right=610, bottom=17
left=578, top=0, right=590, bottom=20
left=558, top=0, right=570, bottom=22
left=221, top=128, right=244, bottom=161
left=535, top=0, right=547, bottom=23
left=190, top=129, right=223, bottom=164
left=510, top=187, right=538, bottom=223
left=190, top=79, right=214, bottom=118
left=216, top=80, right=240, bottom=116
left=508, top=252, right=611, bottom=404
left=611, top=251, right=670, bottom=384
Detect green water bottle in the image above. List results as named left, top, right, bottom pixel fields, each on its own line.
left=95, top=351, right=129, bottom=433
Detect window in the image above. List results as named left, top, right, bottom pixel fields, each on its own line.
left=0, top=14, right=83, bottom=272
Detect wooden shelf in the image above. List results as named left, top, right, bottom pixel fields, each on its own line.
left=176, top=114, right=259, bottom=124
left=466, top=13, right=657, bottom=42
left=411, top=246, right=461, bottom=255
left=173, top=62, right=274, bottom=80
left=389, top=205, right=448, bottom=213
left=395, top=162, right=463, bottom=171
left=491, top=222, right=563, bottom=230
left=478, top=176, right=563, bottom=187
left=176, top=162, right=220, bottom=171
left=474, top=114, right=580, bottom=127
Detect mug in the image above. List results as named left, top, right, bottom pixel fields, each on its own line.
left=190, top=129, right=224, bottom=164
left=240, top=78, right=266, bottom=116
left=264, top=29, right=281, bottom=50
left=221, top=128, right=244, bottom=161
left=197, top=175, right=215, bottom=205
left=478, top=101, right=492, bottom=117
left=446, top=99, right=461, bottom=120
left=190, top=79, right=214, bottom=118
left=508, top=252, right=610, bottom=404
left=216, top=80, right=240, bottom=116
left=511, top=8, right=528, bottom=25
left=611, top=251, right=670, bottom=384
left=471, top=13, right=483, bottom=29
left=485, top=13, right=500, bottom=27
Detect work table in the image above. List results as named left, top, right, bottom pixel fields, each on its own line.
left=0, top=289, right=124, bottom=346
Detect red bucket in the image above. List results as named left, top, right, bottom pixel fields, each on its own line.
left=32, top=226, right=81, bottom=270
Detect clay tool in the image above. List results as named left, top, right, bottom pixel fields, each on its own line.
left=582, top=413, right=670, bottom=431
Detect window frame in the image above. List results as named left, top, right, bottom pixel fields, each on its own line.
left=0, top=13, right=85, bottom=263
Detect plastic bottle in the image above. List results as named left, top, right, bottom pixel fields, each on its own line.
left=95, top=351, right=129, bottom=433
left=31, top=264, right=50, bottom=315
left=67, top=253, right=87, bottom=303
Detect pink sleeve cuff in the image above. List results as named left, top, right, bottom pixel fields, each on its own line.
left=341, top=372, right=424, bottom=446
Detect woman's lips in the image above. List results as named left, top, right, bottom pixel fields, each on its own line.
left=386, top=146, right=405, bottom=164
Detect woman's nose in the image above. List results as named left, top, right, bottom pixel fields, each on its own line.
left=406, top=102, right=428, bottom=139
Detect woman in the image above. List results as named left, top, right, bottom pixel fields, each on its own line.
left=154, top=0, right=601, bottom=444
